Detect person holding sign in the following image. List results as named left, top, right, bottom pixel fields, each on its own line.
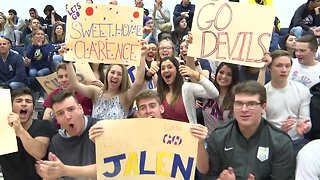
left=258, top=50, right=311, bottom=156
left=196, top=81, right=295, bottom=179
left=135, top=89, right=164, bottom=118
left=0, top=88, right=52, bottom=180
left=36, top=90, right=99, bottom=180
left=62, top=40, right=147, bottom=120
left=88, top=89, right=164, bottom=141
left=88, top=89, right=164, bottom=144
left=197, top=62, right=239, bottom=134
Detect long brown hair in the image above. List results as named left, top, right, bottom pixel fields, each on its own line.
left=213, top=62, right=239, bottom=110
left=0, top=14, right=7, bottom=31
left=103, top=64, right=130, bottom=94
left=157, top=56, right=184, bottom=106
left=51, top=23, right=65, bottom=44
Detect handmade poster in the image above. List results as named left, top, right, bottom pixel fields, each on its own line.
left=64, top=3, right=143, bottom=66
left=0, top=89, right=18, bottom=155
left=188, top=0, right=276, bottom=68
left=36, top=61, right=95, bottom=94
left=127, top=65, right=154, bottom=89
left=96, top=118, right=198, bottom=180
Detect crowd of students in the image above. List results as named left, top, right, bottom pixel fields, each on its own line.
left=0, top=0, right=320, bottom=179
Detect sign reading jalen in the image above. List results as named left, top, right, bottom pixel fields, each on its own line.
left=95, top=118, right=198, bottom=180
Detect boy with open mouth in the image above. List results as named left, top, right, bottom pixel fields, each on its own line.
left=36, top=90, right=99, bottom=180
left=0, top=88, right=52, bottom=179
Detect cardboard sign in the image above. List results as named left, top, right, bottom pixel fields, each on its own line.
left=0, top=89, right=18, bottom=155
left=96, top=118, right=198, bottom=180
left=37, top=61, right=96, bottom=94
left=74, top=61, right=97, bottom=82
left=65, top=3, right=143, bottom=66
left=188, top=1, right=276, bottom=68
left=36, top=73, right=60, bottom=94
left=128, top=65, right=154, bottom=89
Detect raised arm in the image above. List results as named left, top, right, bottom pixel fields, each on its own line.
left=257, top=53, right=271, bottom=85
left=58, top=44, right=100, bottom=101
left=180, top=65, right=219, bottom=124
left=51, top=11, right=57, bottom=25
left=122, top=40, right=147, bottom=110
left=8, top=113, right=51, bottom=160
left=65, top=62, right=100, bottom=101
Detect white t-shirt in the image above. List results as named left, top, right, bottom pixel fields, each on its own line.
left=296, top=139, right=320, bottom=179
left=265, top=80, right=311, bottom=140
left=289, top=58, right=320, bottom=89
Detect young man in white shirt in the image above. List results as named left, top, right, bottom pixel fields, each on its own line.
left=260, top=50, right=312, bottom=155
left=289, top=34, right=320, bottom=89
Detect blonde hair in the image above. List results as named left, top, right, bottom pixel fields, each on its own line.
left=32, top=28, right=48, bottom=44
left=0, top=14, right=8, bottom=30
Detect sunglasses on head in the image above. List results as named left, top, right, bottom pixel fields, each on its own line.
left=0, top=36, right=12, bottom=46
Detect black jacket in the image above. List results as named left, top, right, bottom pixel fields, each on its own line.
left=205, top=119, right=295, bottom=180
left=289, top=2, right=320, bottom=31
left=309, top=82, right=320, bottom=140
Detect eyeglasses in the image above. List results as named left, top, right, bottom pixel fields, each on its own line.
left=234, top=101, right=261, bottom=110
left=159, top=46, right=173, bottom=51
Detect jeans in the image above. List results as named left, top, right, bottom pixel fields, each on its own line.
left=9, top=82, right=27, bottom=90
left=290, top=26, right=304, bottom=38
left=52, top=55, right=63, bottom=69
left=29, top=68, right=51, bottom=97
left=293, top=138, right=309, bottom=157
left=14, top=30, right=23, bottom=46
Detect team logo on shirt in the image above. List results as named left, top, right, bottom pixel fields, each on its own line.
left=8, top=65, right=13, bottom=71
left=257, top=146, right=269, bottom=162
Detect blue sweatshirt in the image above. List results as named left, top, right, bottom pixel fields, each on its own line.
left=173, top=2, right=195, bottom=29
left=26, top=43, right=54, bottom=70
left=0, top=51, right=27, bottom=86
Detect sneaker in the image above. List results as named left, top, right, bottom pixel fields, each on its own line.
left=38, top=97, right=44, bottom=103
